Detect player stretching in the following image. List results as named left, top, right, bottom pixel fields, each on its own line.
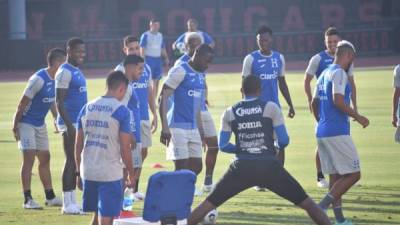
left=75, top=71, right=135, bottom=225
left=172, top=18, right=214, bottom=55
left=393, top=64, right=400, bottom=143
left=159, top=44, right=213, bottom=180
left=187, top=76, right=331, bottom=225
left=115, top=36, right=157, bottom=199
left=174, top=33, right=218, bottom=192
left=304, top=27, right=358, bottom=188
left=12, top=48, right=65, bottom=209
left=55, top=37, right=87, bottom=214
left=312, top=41, right=369, bottom=225
left=140, top=19, right=170, bottom=98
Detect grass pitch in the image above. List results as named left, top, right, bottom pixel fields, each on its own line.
left=0, top=68, right=399, bottom=225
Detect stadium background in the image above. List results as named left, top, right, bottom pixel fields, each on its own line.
left=0, top=0, right=399, bottom=71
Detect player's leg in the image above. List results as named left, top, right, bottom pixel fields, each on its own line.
left=149, top=57, right=163, bottom=100
left=298, top=198, right=331, bottom=225
left=134, top=120, right=152, bottom=199
left=277, top=148, right=285, bottom=165
left=188, top=158, right=203, bottom=175
left=18, top=123, right=42, bottom=209
left=91, top=212, right=99, bottom=225
left=187, top=200, right=215, bottom=225
left=82, top=180, right=100, bottom=220
left=97, top=180, right=123, bottom=225
left=201, top=111, right=219, bottom=192
left=167, top=128, right=191, bottom=171
left=188, top=129, right=203, bottom=174
left=316, top=148, right=328, bottom=188
left=131, top=143, right=143, bottom=200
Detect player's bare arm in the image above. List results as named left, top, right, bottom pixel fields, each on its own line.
left=333, top=94, right=369, bottom=128
left=148, top=82, right=158, bottom=133
left=278, top=76, right=295, bottom=118
left=12, top=96, right=31, bottom=141
left=56, top=88, right=74, bottom=134
left=348, top=76, right=358, bottom=113
left=304, top=74, right=314, bottom=112
left=393, top=87, right=400, bottom=127
left=159, top=84, right=174, bottom=146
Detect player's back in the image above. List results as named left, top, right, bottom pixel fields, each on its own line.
left=316, top=64, right=352, bottom=138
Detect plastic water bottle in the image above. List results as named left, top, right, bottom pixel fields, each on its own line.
left=122, top=187, right=134, bottom=211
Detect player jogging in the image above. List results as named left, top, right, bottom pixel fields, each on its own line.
left=304, top=27, right=358, bottom=188
left=12, top=48, right=66, bottom=209
left=55, top=37, right=87, bottom=214
left=75, top=71, right=135, bottom=225
left=187, top=76, right=331, bottom=225
left=312, top=40, right=369, bottom=225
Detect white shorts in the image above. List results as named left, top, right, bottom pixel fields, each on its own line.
left=317, top=135, right=360, bottom=175
left=132, top=143, right=142, bottom=168
left=201, top=111, right=217, bottom=138
left=18, top=123, right=49, bottom=151
left=167, top=128, right=202, bottom=160
left=140, top=120, right=152, bottom=148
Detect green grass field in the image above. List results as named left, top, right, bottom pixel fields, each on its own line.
left=0, top=69, right=399, bottom=225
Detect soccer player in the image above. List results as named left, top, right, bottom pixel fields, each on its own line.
left=304, top=27, right=358, bottom=188
left=311, top=41, right=369, bottom=225
left=174, top=32, right=219, bottom=192
left=75, top=71, right=135, bottom=225
left=172, top=18, right=215, bottom=55
left=393, top=64, right=400, bottom=143
left=115, top=36, right=157, bottom=199
left=159, top=44, right=213, bottom=177
left=140, top=19, right=170, bottom=98
left=12, top=48, right=66, bottom=209
left=55, top=37, right=88, bottom=214
left=187, top=76, right=331, bottom=225
left=242, top=25, right=295, bottom=168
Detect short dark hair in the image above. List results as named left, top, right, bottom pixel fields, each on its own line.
left=257, top=25, right=273, bottom=36
left=123, top=54, right=144, bottom=67
left=195, top=44, right=214, bottom=56
left=150, top=19, right=159, bottom=24
left=123, top=35, right=139, bottom=47
left=47, top=48, right=66, bottom=66
left=66, top=37, right=84, bottom=50
left=242, top=75, right=261, bottom=95
left=324, top=27, right=340, bottom=37
left=106, top=71, right=129, bottom=90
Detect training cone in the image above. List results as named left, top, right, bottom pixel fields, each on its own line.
left=118, top=210, right=136, bottom=218
left=152, top=163, right=165, bottom=169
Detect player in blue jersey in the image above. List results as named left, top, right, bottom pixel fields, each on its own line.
left=75, top=71, right=135, bottom=225
left=311, top=41, right=369, bottom=225
left=242, top=25, right=294, bottom=176
left=174, top=32, right=219, bottom=192
left=55, top=37, right=88, bottom=214
left=140, top=19, right=170, bottom=99
left=304, top=27, right=358, bottom=188
left=172, top=18, right=215, bottom=56
left=159, top=44, right=213, bottom=178
left=115, top=36, right=157, bottom=199
left=188, top=76, right=331, bottom=225
left=393, top=64, right=400, bottom=143
left=12, top=48, right=66, bottom=209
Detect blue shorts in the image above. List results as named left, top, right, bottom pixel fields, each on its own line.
left=82, top=179, right=123, bottom=217
left=145, top=56, right=163, bottom=80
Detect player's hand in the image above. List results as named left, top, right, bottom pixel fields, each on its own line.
left=288, top=106, right=295, bottom=118
left=126, top=171, right=136, bottom=189
left=151, top=114, right=158, bottom=133
left=392, top=114, right=398, bottom=127
left=76, top=175, right=83, bottom=191
left=53, top=119, right=59, bottom=134
left=355, top=114, right=369, bottom=128
left=12, top=126, right=20, bottom=141
left=307, top=101, right=313, bottom=113
left=160, top=130, right=171, bottom=147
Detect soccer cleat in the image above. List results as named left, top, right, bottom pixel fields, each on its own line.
left=335, top=219, right=354, bottom=225
left=254, top=186, right=268, bottom=192
left=133, top=192, right=145, bottom=201
left=45, top=196, right=63, bottom=206
left=62, top=204, right=81, bottom=215
left=23, top=199, right=43, bottom=209
left=202, top=184, right=214, bottom=193
left=317, top=178, right=329, bottom=188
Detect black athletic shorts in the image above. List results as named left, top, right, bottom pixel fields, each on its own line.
left=207, top=158, right=308, bottom=207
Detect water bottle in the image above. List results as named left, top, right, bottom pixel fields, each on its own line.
left=122, top=187, right=134, bottom=211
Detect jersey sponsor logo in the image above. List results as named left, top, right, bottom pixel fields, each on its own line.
left=42, top=97, right=55, bottom=103
left=235, top=106, right=262, bottom=117
left=87, top=104, right=113, bottom=113
left=237, top=121, right=262, bottom=130
left=259, top=71, right=278, bottom=80
left=257, top=59, right=267, bottom=63
left=79, top=86, right=87, bottom=92
left=132, top=82, right=148, bottom=89
left=85, top=119, right=109, bottom=128
left=188, top=90, right=201, bottom=97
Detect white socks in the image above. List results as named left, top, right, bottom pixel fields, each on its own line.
left=63, top=190, right=77, bottom=207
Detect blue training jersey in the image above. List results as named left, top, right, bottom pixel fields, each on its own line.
left=21, top=68, right=55, bottom=126
left=174, top=31, right=213, bottom=48
left=315, top=51, right=334, bottom=79
left=139, top=31, right=165, bottom=58
left=316, top=64, right=352, bottom=138
left=164, top=62, right=205, bottom=129
left=120, top=83, right=141, bottom=143
left=55, top=63, right=88, bottom=126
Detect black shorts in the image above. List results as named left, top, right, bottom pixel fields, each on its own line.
left=207, top=158, right=308, bottom=207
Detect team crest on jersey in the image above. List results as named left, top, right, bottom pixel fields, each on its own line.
left=271, top=58, right=279, bottom=68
